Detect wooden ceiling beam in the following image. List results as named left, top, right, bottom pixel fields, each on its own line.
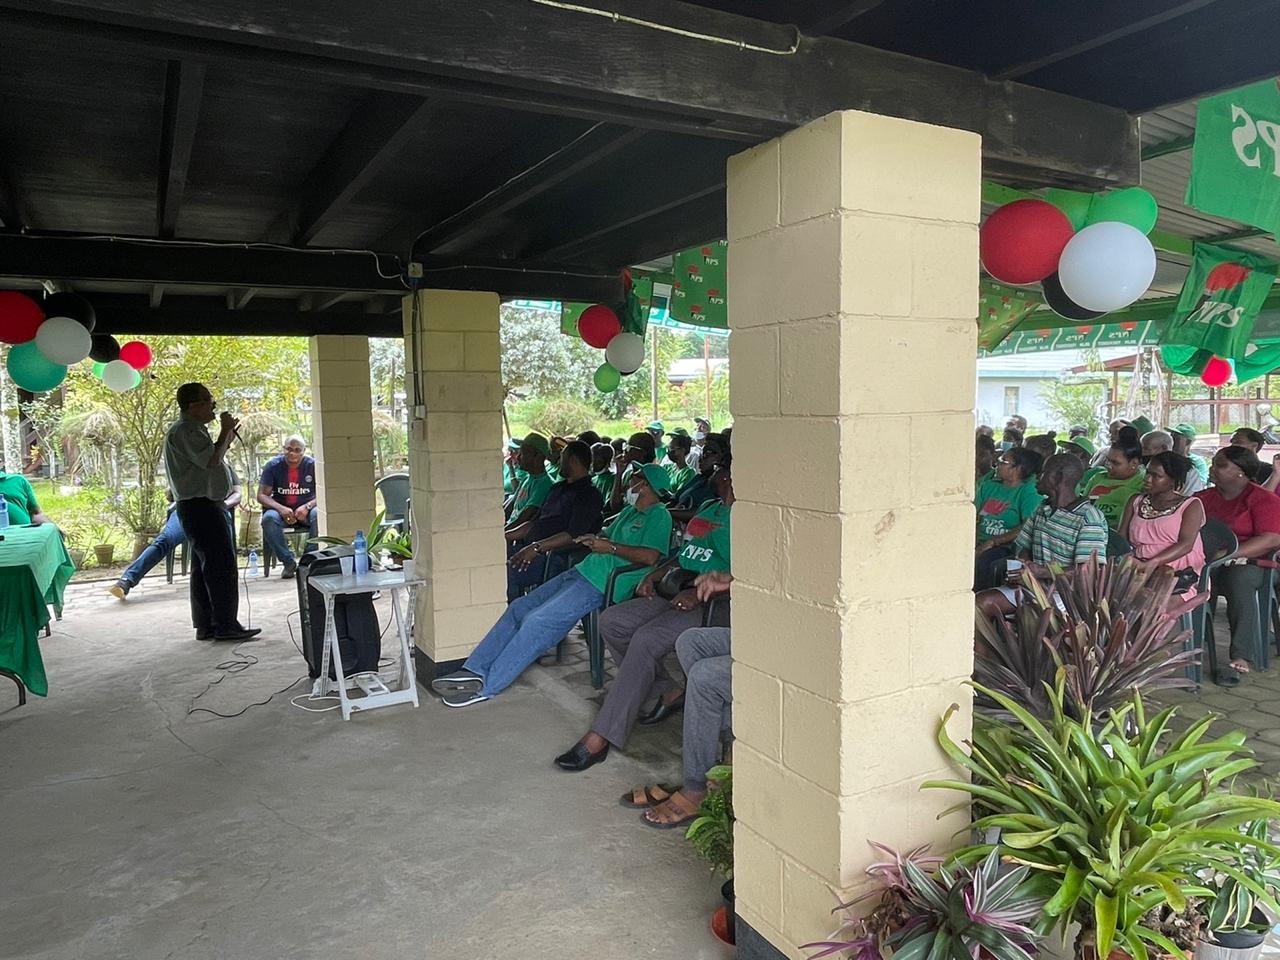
left=4, top=0, right=1141, bottom=188
left=156, top=59, right=206, bottom=239
left=87, top=292, right=404, bottom=337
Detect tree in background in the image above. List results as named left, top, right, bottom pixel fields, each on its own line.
left=61, top=335, right=310, bottom=541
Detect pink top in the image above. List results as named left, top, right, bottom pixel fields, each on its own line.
left=1127, top=495, right=1205, bottom=580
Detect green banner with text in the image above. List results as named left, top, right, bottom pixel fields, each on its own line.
left=1186, top=77, right=1280, bottom=236
left=1160, top=242, right=1278, bottom=359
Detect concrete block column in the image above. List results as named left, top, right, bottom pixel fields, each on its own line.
left=402, top=289, right=507, bottom=678
left=726, top=110, right=981, bottom=959
left=308, top=335, right=376, bottom=540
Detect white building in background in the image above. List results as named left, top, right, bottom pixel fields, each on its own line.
left=976, top=349, right=1134, bottom=430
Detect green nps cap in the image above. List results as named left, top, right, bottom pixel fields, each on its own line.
left=636, top=462, right=672, bottom=494
left=1130, top=415, right=1156, bottom=435
left=667, top=427, right=690, bottom=438
left=1168, top=423, right=1197, bottom=441
left=646, top=420, right=664, bottom=432
left=517, top=432, right=551, bottom=459
left=505, top=437, right=522, bottom=451
left=1059, top=436, right=1097, bottom=457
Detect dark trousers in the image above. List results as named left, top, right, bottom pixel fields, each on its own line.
left=176, top=497, right=240, bottom=634
left=1209, top=563, right=1266, bottom=663
left=974, top=543, right=1014, bottom=591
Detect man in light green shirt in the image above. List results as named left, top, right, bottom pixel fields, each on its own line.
left=506, top=432, right=554, bottom=526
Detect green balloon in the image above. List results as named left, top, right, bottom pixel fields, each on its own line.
left=92, top=361, right=106, bottom=378
left=594, top=362, right=621, bottom=393
left=1043, top=188, right=1093, bottom=231
left=1085, top=187, right=1158, bottom=234
left=129, top=368, right=142, bottom=389
left=6, top=340, right=67, bottom=392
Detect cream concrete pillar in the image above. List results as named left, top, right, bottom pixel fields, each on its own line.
left=402, top=289, right=507, bottom=679
left=726, top=110, right=981, bottom=959
left=308, top=335, right=376, bottom=540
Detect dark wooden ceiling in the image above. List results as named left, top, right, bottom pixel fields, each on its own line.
left=0, top=0, right=1271, bottom=334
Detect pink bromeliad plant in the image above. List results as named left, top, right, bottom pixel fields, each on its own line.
left=804, top=844, right=1046, bottom=960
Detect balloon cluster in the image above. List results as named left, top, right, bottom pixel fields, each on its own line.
left=980, top=187, right=1158, bottom=319
left=578, top=302, right=645, bottom=394
left=0, top=291, right=152, bottom=393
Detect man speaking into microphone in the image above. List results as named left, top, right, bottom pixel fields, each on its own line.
left=164, top=383, right=260, bottom=642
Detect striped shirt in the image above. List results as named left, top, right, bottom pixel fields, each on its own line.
left=1014, top=498, right=1109, bottom=568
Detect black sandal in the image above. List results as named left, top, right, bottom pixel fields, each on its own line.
left=1215, top=667, right=1241, bottom=687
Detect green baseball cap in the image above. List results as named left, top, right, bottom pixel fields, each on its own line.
left=636, top=462, right=672, bottom=494
left=646, top=420, right=664, bottom=432
left=1059, top=436, right=1097, bottom=457
left=666, top=427, right=690, bottom=438
left=505, top=437, right=522, bottom=451
left=1130, top=415, right=1155, bottom=435
left=1168, top=423, right=1197, bottom=441
left=517, top=432, right=551, bottom=459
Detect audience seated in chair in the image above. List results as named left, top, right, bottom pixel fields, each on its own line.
left=1193, top=445, right=1280, bottom=685
left=554, top=458, right=733, bottom=773
left=1084, top=436, right=1144, bottom=530
left=431, top=464, right=674, bottom=709
left=973, top=446, right=1043, bottom=590
left=257, top=435, right=319, bottom=578
left=605, top=432, right=657, bottom=514
left=1142, top=430, right=1204, bottom=495
left=975, top=454, right=1108, bottom=621
left=1118, top=450, right=1206, bottom=600
left=621, top=572, right=734, bottom=829
left=589, top=443, right=616, bottom=502
left=505, top=432, right=554, bottom=526
left=669, top=433, right=730, bottom=526
left=505, top=440, right=604, bottom=602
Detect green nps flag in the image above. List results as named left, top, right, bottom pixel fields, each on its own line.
left=1160, top=242, right=1278, bottom=359
left=976, top=279, right=1041, bottom=351
left=1160, top=341, right=1280, bottom=385
left=1186, top=77, right=1280, bottom=235
left=670, top=241, right=727, bottom=328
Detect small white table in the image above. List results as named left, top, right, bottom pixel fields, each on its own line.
left=308, top=570, right=424, bottom=720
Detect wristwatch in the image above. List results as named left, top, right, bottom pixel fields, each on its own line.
left=532, top=541, right=542, bottom=554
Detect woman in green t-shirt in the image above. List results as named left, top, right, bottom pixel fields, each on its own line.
left=974, top=447, right=1043, bottom=589
left=554, top=457, right=734, bottom=773
left=1085, top=439, right=1145, bottom=530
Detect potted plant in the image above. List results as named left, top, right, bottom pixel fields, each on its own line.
left=925, top=680, right=1280, bottom=960
left=1191, top=816, right=1280, bottom=960
left=686, top=764, right=735, bottom=945
left=975, top=557, right=1202, bottom=724
left=803, top=846, right=1047, bottom=960
left=88, top=519, right=117, bottom=567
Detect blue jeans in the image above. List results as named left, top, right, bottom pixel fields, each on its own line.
left=262, top=508, right=318, bottom=565
left=465, top=569, right=604, bottom=696
left=120, top=510, right=236, bottom=588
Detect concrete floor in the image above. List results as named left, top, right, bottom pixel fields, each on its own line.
left=1, top=575, right=728, bottom=960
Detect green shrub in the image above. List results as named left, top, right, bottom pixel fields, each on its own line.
left=524, top=397, right=599, bottom=438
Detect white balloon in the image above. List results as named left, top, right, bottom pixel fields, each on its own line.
left=605, top=332, right=645, bottom=375
left=34, top=315, right=93, bottom=364
left=1057, top=222, right=1156, bottom=313
left=102, top=358, right=138, bottom=393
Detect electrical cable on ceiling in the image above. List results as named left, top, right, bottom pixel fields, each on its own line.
left=528, top=0, right=801, bottom=55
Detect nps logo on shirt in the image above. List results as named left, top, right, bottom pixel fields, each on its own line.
left=979, top=498, right=1010, bottom=516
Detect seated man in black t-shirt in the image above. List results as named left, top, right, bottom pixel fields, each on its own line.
left=257, top=435, right=319, bottom=577
left=504, top=439, right=604, bottom=602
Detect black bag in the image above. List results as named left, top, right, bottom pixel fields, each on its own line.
left=296, top=549, right=381, bottom=680
left=655, top=566, right=698, bottom=600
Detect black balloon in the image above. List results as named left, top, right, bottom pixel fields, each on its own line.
left=1041, top=271, right=1104, bottom=321
left=42, top=291, right=96, bottom=332
left=88, top=333, right=121, bottom=362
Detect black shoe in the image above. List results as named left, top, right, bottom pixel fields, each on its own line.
left=281, top=562, right=297, bottom=579
left=196, top=628, right=214, bottom=641
left=638, top=693, right=686, bottom=726
left=554, top=742, right=609, bottom=772
left=213, top=627, right=262, bottom=642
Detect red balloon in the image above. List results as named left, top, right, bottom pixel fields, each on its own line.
left=0, top=292, right=45, bottom=345
left=577, top=304, right=621, bottom=349
left=1201, top=355, right=1232, bottom=387
left=119, top=340, right=153, bottom=370
left=980, top=199, right=1075, bottom=285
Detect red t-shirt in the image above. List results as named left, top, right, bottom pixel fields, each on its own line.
left=1195, top=484, right=1280, bottom=566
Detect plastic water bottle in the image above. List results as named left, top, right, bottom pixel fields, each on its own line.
left=0, top=498, right=8, bottom=530
left=353, top=530, right=369, bottom=576
left=248, top=549, right=260, bottom=578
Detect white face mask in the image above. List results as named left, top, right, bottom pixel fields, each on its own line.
left=693, top=431, right=707, bottom=441
left=625, top=488, right=640, bottom=508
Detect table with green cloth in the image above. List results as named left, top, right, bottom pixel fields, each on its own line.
left=0, top=523, right=75, bottom=698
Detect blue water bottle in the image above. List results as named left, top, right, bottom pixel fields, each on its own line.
left=353, top=530, right=369, bottom=576
left=0, top=498, right=8, bottom=529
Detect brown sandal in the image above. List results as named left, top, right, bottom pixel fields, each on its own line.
left=619, top=783, right=681, bottom=809
left=641, top=790, right=701, bottom=829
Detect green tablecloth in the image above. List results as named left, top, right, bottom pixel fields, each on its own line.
left=0, top=524, right=75, bottom=697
